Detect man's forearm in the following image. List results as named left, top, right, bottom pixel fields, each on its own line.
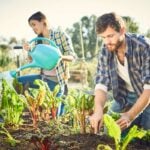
left=94, top=89, right=107, bottom=113
left=127, top=89, right=150, bottom=121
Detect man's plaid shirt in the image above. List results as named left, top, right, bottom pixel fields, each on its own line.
left=95, top=33, right=150, bottom=104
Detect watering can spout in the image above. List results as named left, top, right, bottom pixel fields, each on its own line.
left=19, top=61, right=38, bottom=70
left=9, top=61, right=38, bottom=78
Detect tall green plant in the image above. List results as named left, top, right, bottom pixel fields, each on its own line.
left=0, top=79, right=25, bottom=128
left=24, top=79, right=62, bottom=126
left=99, top=114, right=147, bottom=150
left=64, top=89, right=94, bottom=133
left=0, top=123, right=20, bottom=146
left=24, top=79, right=46, bottom=128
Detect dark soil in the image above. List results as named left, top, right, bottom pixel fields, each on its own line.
left=0, top=113, right=149, bottom=150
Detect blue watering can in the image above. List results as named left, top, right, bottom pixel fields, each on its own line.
left=10, top=37, right=61, bottom=78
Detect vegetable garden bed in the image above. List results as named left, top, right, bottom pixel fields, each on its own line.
left=0, top=119, right=149, bottom=150
left=0, top=79, right=149, bottom=150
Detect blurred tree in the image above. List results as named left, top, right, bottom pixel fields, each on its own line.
left=9, top=37, right=17, bottom=44
left=66, top=22, right=81, bottom=57
left=145, top=29, right=150, bottom=38
left=66, top=15, right=101, bottom=59
left=0, top=43, right=11, bottom=67
left=123, top=16, right=140, bottom=33
left=0, top=37, right=12, bottom=67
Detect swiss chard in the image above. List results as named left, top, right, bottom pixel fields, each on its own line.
left=0, top=123, right=20, bottom=146
left=30, top=135, right=57, bottom=150
left=24, top=79, right=46, bottom=128
left=64, top=89, right=94, bottom=133
left=0, top=79, right=25, bottom=128
left=103, top=114, right=147, bottom=150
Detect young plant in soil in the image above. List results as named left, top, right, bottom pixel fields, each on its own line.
left=43, top=84, right=62, bottom=119
left=30, top=135, right=58, bottom=150
left=0, top=79, right=26, bottom=128
left=24, top=79, right=62, bottom=127
left=64, top=89, right=94, bottom=134
left=0, top=123, right=20, bottom=146
left=97, top=114, right=147, bottom=150
left=24, top=79, right=46, bottom=128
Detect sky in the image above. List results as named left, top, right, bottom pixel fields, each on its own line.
left=1, top=0, right=150, bottom=40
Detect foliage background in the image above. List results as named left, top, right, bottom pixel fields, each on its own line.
left=0, top=15, right=150, bottom=87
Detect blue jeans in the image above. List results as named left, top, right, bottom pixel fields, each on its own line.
left=17, top=74, right=65, bottom=116
left=108, top=91, right=150, bottom=131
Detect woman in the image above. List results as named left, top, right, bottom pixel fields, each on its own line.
left=19, top=11, right=76, bottom=115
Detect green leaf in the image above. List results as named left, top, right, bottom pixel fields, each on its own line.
left=122, top=125, right=147, bottom=150
left=104, top=114, right=121, bottom=150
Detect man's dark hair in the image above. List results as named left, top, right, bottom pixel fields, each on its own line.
left=28, top=11, right=46, bottom=23
left=96, top=12, right=125, bottom=34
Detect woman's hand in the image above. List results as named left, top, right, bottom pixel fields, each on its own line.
left=22, top=42, right=32, bottom=61
left=23, top=42, right=31, bottom=51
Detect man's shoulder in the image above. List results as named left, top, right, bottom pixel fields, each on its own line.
left=126, top=33, right=150, bottom=47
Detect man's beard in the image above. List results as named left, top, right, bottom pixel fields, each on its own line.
left=106, top=39, right=124, bottom=52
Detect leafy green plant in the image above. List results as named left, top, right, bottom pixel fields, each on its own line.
left=12, top=78, right=24, bottom=94
left=33, top=80, right=62, bottom=120
left=44, top=84, right=62, bottom=119
left=121, top=125, right=147, bottom=150
left=101, top=114, right=147, bottom=150
left=103, top=114, right=121, bottom=150
left=0, top=123, right=20, bottom=146
left=24, top=79, right=46, bottom=128
left=30, top=135, right=58, bottom=150
left=64, top=89, right=94, bottom=133
left=97, top=144, right=112, bottom=150
left=142, top=129, right=150, bottom=143
left=0, top=79, right=25, bottom=128
left=24, top=79, right=62, bottom=127
left=109, top=110, right=121, bottom=121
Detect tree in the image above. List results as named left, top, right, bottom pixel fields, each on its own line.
left=66, top=15, right=101, bottom=59
left=123, top=16, right=140, bottom=33
left=0, top=37, right=12, bottom=68
left=9, top=37, right=17, bottom=45
left=0, top=44, right=11, bottom=67
left=145, top=29, right=150, bottom=38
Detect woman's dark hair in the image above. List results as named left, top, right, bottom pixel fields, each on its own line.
left=96, top=12, right=125, bottom=34
left=28, top=11, right=46, bottom=23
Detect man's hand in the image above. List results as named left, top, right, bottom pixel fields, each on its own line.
left=89, top=109, right=103, bottom=134
left=116, top=113, right=131, bottom=130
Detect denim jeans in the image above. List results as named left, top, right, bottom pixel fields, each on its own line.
left=17, top=74, right=65, bottom=116
left=108, top=91, right=150, bottom=131
left=17, top=74, right=42, bottom=89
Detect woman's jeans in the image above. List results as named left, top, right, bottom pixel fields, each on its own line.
left=17, top=74, right=65, bottom=116
left=108, top=91, right=150, bottom=132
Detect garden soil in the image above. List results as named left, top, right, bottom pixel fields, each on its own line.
left=0, top=113, right=149, bottom=150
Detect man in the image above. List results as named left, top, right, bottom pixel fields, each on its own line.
left=89, top=12, right=150, bottom=134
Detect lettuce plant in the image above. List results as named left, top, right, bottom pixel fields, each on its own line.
left=102, top=114, right=147, bottom=150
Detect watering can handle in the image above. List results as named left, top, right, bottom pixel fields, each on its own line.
left=29, top=37, right=57, bottom=48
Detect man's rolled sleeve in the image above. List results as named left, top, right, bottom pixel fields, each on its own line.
left=95, top=83, right=108, bottom=92
left=95, top=48, right=111, bottom=90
